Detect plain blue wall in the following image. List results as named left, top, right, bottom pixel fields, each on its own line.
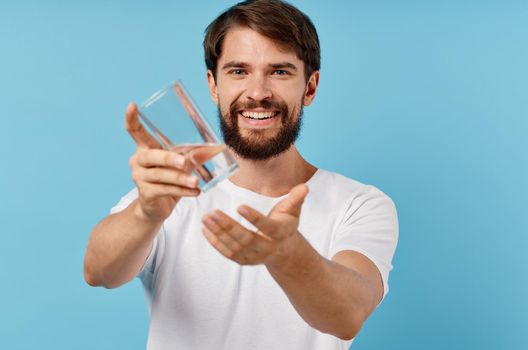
left=1, top=0, right=527, bottom=349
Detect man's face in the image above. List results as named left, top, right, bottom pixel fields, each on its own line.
left=207, top=27, right=319, bottom=160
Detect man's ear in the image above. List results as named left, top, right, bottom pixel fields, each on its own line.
left=303, top=71, right=320, bottom=106
left=207, top=70, right=219, bottom=106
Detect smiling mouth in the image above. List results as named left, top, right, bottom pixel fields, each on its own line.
left=240, top=111, right=279, bottom=120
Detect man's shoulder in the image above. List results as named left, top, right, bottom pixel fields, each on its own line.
left=311, top=168, right=394, bottom=205
left=315, top=168, right=365, bottom=187
left=312, top=168, right=371, bottom=193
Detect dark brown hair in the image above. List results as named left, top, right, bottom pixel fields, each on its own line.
left=203, top=0, right=320, bottom=81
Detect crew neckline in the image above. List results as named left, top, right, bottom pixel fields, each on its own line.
left=217, top=168, right=323, bottom=202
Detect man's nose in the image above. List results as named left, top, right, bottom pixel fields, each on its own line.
left=246, top=74, right=272, bottom=101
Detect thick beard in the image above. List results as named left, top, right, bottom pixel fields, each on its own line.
left=219, top=98, right=303, bottom=161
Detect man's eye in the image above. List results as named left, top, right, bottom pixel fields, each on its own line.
left=230, top=69, right=245, bottom=75
left=273, top=70, right=288, bottom=75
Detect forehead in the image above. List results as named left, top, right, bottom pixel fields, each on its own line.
left=219, top=26, right=302, bottom=66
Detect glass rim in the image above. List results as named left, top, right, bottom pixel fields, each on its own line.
left=140, top=79, right=183, bottom=109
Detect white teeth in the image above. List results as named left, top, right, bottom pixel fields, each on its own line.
left=241, top=111, right=275, bottom=119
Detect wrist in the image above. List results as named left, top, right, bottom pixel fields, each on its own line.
left=131, top=200, right=165, bottom=229
left=266, top=233, right=323, bottom=282
left=266, top=232, right=307, bottom=271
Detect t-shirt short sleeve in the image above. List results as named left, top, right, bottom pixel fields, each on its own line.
left=109, top=188, right=163, bottom=303
left=110, top=188, right=139, bottom=214
left=329, top=186, right=399, bottom=301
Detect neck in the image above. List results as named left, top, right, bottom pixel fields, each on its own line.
left=227, top=145, right=317, bottom=197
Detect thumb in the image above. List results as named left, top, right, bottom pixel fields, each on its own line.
left=271, top=184, right=309, bottom=218
left=189, top=144, right=226, bottom=166
left=125, top=103, right=162, bottom=149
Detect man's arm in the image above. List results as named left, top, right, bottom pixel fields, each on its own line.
left=201, top=184, right=389, bottom=340
left=266, top=236, right=382, bottom=340
left=84, top=200, right=162, bottom=288
left=84, top=103, right=219, bottom=288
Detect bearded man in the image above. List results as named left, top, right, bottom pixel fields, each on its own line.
left=84, top=1, right=398, bottom=349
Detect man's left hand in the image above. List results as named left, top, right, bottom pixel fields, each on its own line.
left=201, top=184, right=309, bottom=266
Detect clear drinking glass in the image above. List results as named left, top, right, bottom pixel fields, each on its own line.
left=138, top=80, right=238, bottom=192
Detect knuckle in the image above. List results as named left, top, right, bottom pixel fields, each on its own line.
left=136, top=150, right=146, bottom=166
left=149, top=169, right=161, bottom=183
left=128, top=154, right=137, bottom=168
left=131, top=168, right=139, bottom=182
left=138, top=148, right=154, bottom=166
left=165, top=152, right=176, bottom=167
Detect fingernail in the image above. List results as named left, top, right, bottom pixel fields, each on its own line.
left=238, top=206, right=249, bottom=216
left=174, top=156, right=185, bottom=167
left=211, top=212, right=223, bottom=223
left=186, top=176, right=198, bottom=187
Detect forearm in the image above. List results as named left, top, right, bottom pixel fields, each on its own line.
left=84, top=200, right=162, bottom=288
left=266, top=233, right=376, bottom=340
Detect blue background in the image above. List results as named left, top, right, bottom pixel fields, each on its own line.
left=1, top=0, right=526, bottom=349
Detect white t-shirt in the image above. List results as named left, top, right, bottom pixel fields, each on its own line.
left=111, top=169, right=398, bottom=350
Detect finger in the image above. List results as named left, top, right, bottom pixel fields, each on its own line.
left=138, top=181, right=200, bottom=198
left=204, top=211, right=272, bottom=250
left=203, top=212, right=254, bottom=248
left=202, top=219, right=266, bottom=262
left=270, top=184, right=309, bottom=217
left=189, top=144, right=226, bottom=166
left=202, top=217, right=244, bottom=253
left=236, top=250, right=260, bottom=265
left=125, top=103, right=161, bottom=149
left=232, top=249, right=261, bottom=266
left=137, top=167, right=199, bottom=189
left=194, top=164, right=214, bottom=183
left=202, top=227, right=235, bottom=259
left=237, top=205, right=279, bottom=237
left=136, top=148, right=191, bottom=171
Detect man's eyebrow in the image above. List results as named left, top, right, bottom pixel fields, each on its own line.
left=221, top=61, right=249, bottom=70
left=269, top=62, right=297, bottom=71
left=221, top=61, right=298, bottom=71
